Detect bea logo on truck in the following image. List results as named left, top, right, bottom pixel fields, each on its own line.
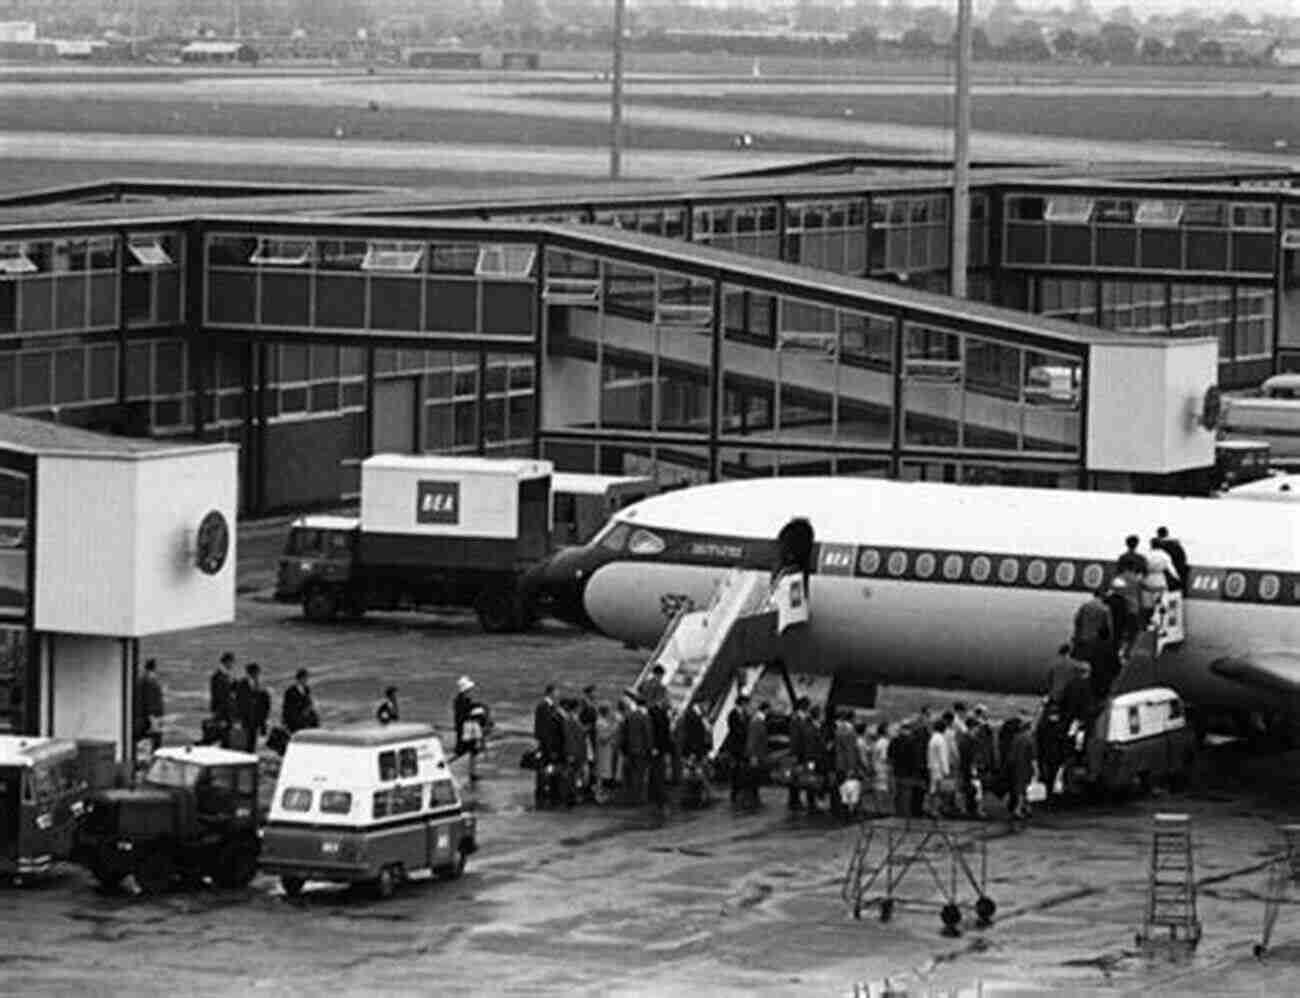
left=416, top=481, right=460, bottom=524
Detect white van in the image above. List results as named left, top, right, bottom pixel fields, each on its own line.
left=259, top=722, right=476, bottom=899
left=1066, top=687, right=1196, bottom=796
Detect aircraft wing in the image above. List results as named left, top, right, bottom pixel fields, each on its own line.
left=1210, top=653, right=1300, bottom=697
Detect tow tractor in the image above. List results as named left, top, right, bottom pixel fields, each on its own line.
left=72, top=745, right=261, bottom=894
left=1058, top=687, right=1197, bottom=799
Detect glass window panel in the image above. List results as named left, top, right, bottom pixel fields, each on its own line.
left=18, top=351, right=51, bottom=407
left=314, top=274, right=365, bottom=329
left=484, top=397, right=506, bottom=443
left=88, top=344, right=116, bottom=401
left=1044, top=197, right=1095, bottom=223
left=424, top=402, right=453, bottom=451
left=839, top=311, right=893, bottom=371
left=340, top=347, right=366, bottom=378
left=308, top=382, right=340, bottom=412
left=154, top=340, right=186, bottom=396
left=279, top=344, right=309, bottom=384
left=250, top=237, right=314, bottom=267
left=208, top=234, right=258, bottom=267
left=309, top=344, right=339, bottom=381
left=0, top=353, right=14, bottom=409
left=53, top=347, right=86, bottom=404
left=508, top=393, right=533, bottom=440
left=125, top=341, right=150, bottom=398
left=453, top=400, right=478, bottom=447
left=430, top=244, right=480, bottom=274
left=425, top=280, right=477, bottom=333
left=362, top=241, right=424, bottom=273
left=600, top=354, right=653, bottom=430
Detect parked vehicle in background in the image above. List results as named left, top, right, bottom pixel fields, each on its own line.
left=275, top=459, right=650, bottom=631
left=72, top=745, right=260, bottom=894
left=1219, top=375, right=1300, bottom=468
left=259, top=722, right=477, bottom=899
left=0, top=736, right=111, bottom=883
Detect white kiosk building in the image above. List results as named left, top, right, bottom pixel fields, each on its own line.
left=0, top=416, right=236, bottom=761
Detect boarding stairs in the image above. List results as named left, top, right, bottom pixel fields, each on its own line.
left=631, top=567, right=809, bottom=750
left=1109, top=590, right=1185, bottom=696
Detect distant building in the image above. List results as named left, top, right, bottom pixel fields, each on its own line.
left=180, top=40, right=258, bottom=64
left=1277, top=41, right=1300, bottom=67
left=405, top=48, right=482, bottom=69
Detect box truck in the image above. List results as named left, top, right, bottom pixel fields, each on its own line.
left=275, top=456, right=552, bottom=632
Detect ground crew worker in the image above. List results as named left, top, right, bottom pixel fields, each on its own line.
left=281, top=668, right=318, bottom=734
left=723, top=693, right=750, bottom=802
left=1154, top=526, right=1188, bottom=591
left=562, top=699, right=587, bottom=806
left=233, top=663, right=271, bottom=751
left=375, top=686, right=399, bottom=725
left=621, top=690, right=653, bottom=806
left=533, top=684, right=566, bottom=807
left=1007, top=714, right=1036, bottom=822
left=453, top=676, right=476, bottom=756
left=207, top=651, right=236, bottom=747
left=647, top=696, right=673, bottom=813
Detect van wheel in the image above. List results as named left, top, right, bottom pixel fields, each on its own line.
left=475, top=592, right=516, bottom=634
left=303, top=586, right=339, bottom=622
left=134, top=852, right=174, bottom=896
left=91, top=865, right=124, bottom=892
left=374, top=865, right=397, bottom=899
left=212, top=837, right=259, bottom=889
left=280, top=876, right=305, bottom=898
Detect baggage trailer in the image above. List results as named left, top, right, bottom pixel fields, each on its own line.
left=276, top=456, right=553, bottom=633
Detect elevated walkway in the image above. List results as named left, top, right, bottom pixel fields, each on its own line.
left=631, top=566, right=809, bottom=751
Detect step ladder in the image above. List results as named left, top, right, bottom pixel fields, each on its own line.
left=1254, top=824, right=1300, bottom=958
left=1137, top=812, right=1201, bottom=948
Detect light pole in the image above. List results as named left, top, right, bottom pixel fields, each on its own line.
left=609, top=0, right=626, bottom=181
left=950, top=0, right=973, bottom=299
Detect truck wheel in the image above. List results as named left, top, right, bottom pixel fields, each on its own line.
left=475, top=592, right=516, bottom=634
left=134, top=852, right=174, bottom=896
left=212, top=838, right=259, bottom=889
left=303, top=586, right=339, bottom=622
left=280, top=876, right=305, bottom=898
left=436, top=849, right=468, bottom=881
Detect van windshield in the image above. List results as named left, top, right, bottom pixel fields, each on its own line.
left=285, top=528, right=352, bottom=557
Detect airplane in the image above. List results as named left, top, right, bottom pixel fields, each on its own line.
left=526, top=477, right=1300, bottom=725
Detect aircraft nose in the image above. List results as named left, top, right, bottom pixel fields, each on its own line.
left=522, top=546, right=597, bottom=631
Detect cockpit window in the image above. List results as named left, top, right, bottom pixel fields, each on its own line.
left=596, top=521, right=631, bottom=552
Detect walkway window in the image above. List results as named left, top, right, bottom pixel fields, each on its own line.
left=362, top=241, right=425, bottom=273
left=250, top=237, right=313, bottom=267
left=476, top=244, right=535, bottom=278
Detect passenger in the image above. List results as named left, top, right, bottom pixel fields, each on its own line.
left=810, top=704, right=832, bottom=810
left=723, top=694, right=751, bottom=803
left=887, top=719, right=913, bottom=817
left=1154, top=526, right=1188, bottom=591
left=741, top=700, right=770, bottom=810
left=926, top=718, right=952, bottom=817
left=786, top=697, right=817, bottom=813
left=281, top=668, right=319, bottom=735
left=1045, top=643, right=1078, bottom=704
left=374, top=685, right=399, bottom=726
left=461, top=705, right=487, bottom=783
left=1073, top=588, right=1113, bottom=671
left=1107, top=579, right=1141, bottom=656
left=942, top=709, right=963, bottom=806
left=1116, top=534, right=1148, bottom=580
left=964, top=706, right=996, bottom=819
left=907, top=715, right=932, bottom=817
left=532, top=683, right=566, bottom=808
left=854, top=720, right=873, bottom=797
left=647, top=695, right=673, bottom=813
left=1060, top=660, right=1096, bottom=728
left=871, top=722, right=892, bottom=816
left=233, top=663, right=271, bottom=751
left=1007, top=713, right=1037, bottom=822
left=579, top=685, right=599, bottom=795
left=1143, top=536, right=1179, bottom=625
left=562, top=699, right=587, bottom=807
left=679, top=701, right=713, bottom=808
left=621, top=691, right=653, bottom=806
left=594, top=702, right=620, bottom=802
left=453, top=676, right=476, bottom=757
left=207, top=651, right=237, bottom=747
left=832, top=709, right=859, bottom=820
left=133, top=658, right=165, bottom=754
left=950, top=702, right=969, bottom=738
left=639, top=664, right=669, bottom=710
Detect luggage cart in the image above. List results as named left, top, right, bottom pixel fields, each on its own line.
left=1254, top=824, right=1300, bottom=958
left=841, top=817, right=996, bottom=937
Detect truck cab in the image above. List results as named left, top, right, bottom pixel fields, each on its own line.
left=274, top=515, right=359, bottom=613
left=73, top=745, right=261, bottom=894
left=0, top=736, right=100, bottom=882
left=260, top=723, right=476, bottom=900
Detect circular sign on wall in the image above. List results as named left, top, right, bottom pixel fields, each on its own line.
left=195, top=510, right=230, bottom=576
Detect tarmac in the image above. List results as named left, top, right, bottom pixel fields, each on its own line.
left=2, top=521, right=1300, bottom=996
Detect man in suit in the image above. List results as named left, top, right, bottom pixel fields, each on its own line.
left=233, top=663, right=270, bottom=752
left=741, top=701, right=770, bottom=810
left=1154, top=526, right=1188, bottom=591
left=723, top=693, right=750, bottom=802
left=787, top=697, right=817, bottom=813
left=281, top=669, right=317, bottom=735
left=208, top=652, right=236, bottom=747
left=133, top=658, right=165, bottom=754
left=647, top=696, right=673, bottom=812
left=621, top=691, right=653, bottom=806
left=532, top=684, right=566, bottom=806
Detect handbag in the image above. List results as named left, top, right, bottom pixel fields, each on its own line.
left=519, top=747, right=540, bottom=771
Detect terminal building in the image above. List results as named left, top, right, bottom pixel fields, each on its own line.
left=0, top=159, right=1296, bottom=522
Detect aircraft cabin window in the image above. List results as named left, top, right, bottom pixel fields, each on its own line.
left=1082, top=564, right=1105, bottom=590
left=1027, top=560, right=1048, bottom=586
left=998, top=558, right=1020, bottom=584
left=942, top=554, right=963, bottom=580
left=1260, top=574, right=1280, bottom=601
left=1225, top=572, right=1247, bottom=599
left=887, top=551, right=908, bottom=576
left=970, top=556, right=991, bottom=582
left=858, top=548, right=881, bottom=575
left=1055, top=562, right=1076, bottom=588
left=915, top=553, right=936, bottom=579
